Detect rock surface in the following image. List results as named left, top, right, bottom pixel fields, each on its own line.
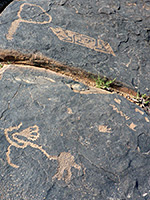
left=0, top=1, right=150, bottom=199
left=0, top=64, right=150, bottom=200
left=0, top=0, right=150, bottom=94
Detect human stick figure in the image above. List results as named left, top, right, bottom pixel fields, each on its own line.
left=4, top=122, right=81, bottom=183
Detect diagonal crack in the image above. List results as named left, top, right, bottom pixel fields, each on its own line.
left=44, top=183, right=56, bottom=200
left=78, top=153, right=120, bottom=183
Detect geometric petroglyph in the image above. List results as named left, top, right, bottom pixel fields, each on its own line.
left=50, top=27, right=116, bottom=56
left=4, top=123, right=81, bottom=183
left=98, top=125, right=112, bottom=133
left=6, top=3, right=115, bottom=56
left=135, top=108, right=149, bottom=122
left=109, top=104, right=130, bottom=120
left=126, top=122, right=137, bottom=131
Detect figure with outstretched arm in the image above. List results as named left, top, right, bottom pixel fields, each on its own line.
left=4, top=123, right=81, bottom=183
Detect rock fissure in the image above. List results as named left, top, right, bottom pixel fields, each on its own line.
left=1, top=50, right=148, bottom=110
left=0, top=1, right=150, bottom=199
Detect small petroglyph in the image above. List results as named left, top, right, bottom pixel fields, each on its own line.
left=114, top=98, right=121, bottom=104
left=126, top=122, right=137, bottom=131
left=52, top=152, right=81, bottom=183
left=67, top=108, right=73, bottom=114
left=145, top=117, right=149, bottom=122
left=109, top=104, right=130, bottom=120
left=135, top=108, right=144, bottom=115
left=98, top=125, right=112, bottom=133
left=4, top=123, right=81, bottom=182
left=126, top=2, right=137, bottom=6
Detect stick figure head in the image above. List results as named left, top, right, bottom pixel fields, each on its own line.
left=18, top=3, right=52, bottom=24
left=13, top=125, right=40, bottom=142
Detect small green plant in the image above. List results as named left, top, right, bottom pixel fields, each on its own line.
left=95, top=75, right=116, bottom=90
left=133, top=91, right=150, bottom=106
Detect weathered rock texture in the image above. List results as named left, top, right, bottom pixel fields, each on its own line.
left=0, top=65, right=150, bottom=199
left=0, top=0, right=150, bottom=94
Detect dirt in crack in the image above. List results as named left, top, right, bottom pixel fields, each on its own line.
left=0, top=49, right=149, bottom=115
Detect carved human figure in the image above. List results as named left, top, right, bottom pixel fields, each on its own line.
left=4, top=123, right=81, bottom=182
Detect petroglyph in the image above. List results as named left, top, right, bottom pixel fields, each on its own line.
left=6, top=3, right=52, bottom=40
left=114, top=98, right=121, bottom=104
left=4, top=123, right=81, bottom=182
left=52, top=152, right=81, bottom=183
left=67, top=108, right=73, bottom=114
left=126, top=122, right=137, bottom=131
left=6, top=3, right=115, bottom=56
left=109, top=104, right=130, bottom=120
left=51, top=27, right=116, bottom=56
left=135, top=108, right=144, bottom=115
left=145, top=117, right=149, bottom=122
left=98, top=125, right=112, bottom=133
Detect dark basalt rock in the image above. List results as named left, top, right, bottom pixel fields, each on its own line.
left=0, top=0, right=150, bottom=94
left=0, top=65, right=149, bottom=199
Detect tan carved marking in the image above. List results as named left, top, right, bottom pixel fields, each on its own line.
left=126, top=3, right=137, bottom=6
left=114, top=98, right=121, bottom=104
left=50, top=27, right=74, bottom=43
left=95, top=38, right=116, bottom=57
left=67, top=108, right=73, bottom=114
left=135, top=108, right=144, bottom=115
left=127, top=122, right=137, bottom=131
left=60, top=133, right=63, bottom=136
left=143, top=3, right=150, bottom=10
left=6, top=145, right=19, bottom=168
left=75, top=34, right=96, bottom=49
left=6, top=2, right=115, bottom=56
left=52, top=152, right=81, bottom=183
left=43, top=77, right=56, bottom=83
left=4, top=123, right=81, bottom=182
left=145, top=117, right=149, bottom=122
left=50, top=27, right=116, bottom=56
left=6, top=3, right=115, bottom=56
left=6, top=3, right=52, bottom=40
left=98, top=125, right=112, bottom=133
left=109, top=104, right=130, bottom=120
